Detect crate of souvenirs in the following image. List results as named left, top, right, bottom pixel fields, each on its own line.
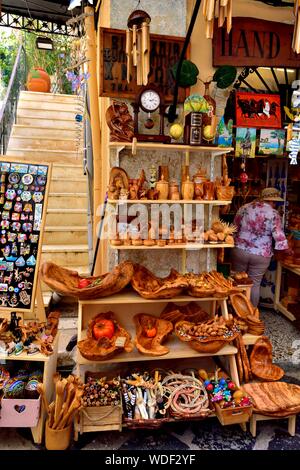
left=203, top=370, right=253, bottom=426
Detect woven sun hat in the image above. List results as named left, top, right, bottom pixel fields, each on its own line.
left=261, top=187, right=284, bottom=202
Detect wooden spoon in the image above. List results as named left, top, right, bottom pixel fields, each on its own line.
left=57, top=398, right=81, bottom=430
left=37, top=383, right=49, bottom=417
left=48, top=401, right=55, bottom=428
left=54, top=378, right=67, bottom=427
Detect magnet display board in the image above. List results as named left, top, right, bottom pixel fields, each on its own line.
left=0, top=160, right=51, bottom=313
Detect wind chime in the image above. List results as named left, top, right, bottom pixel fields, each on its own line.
left=125, top=8, right=151, bottom=86
left=203, top=0, right=233, bottom=39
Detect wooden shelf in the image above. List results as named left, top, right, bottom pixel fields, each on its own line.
left=109, top=142, right=233, bottom=156
left=108, top=199, right=232, bottom=206
left=79, top=291, right=227, bottom=305
left=243, top=333, right=261, bottom=345
left=77, top=327, right=237, bottom=365
left=282, top=264, right=300, bottom=277
left=276, top=302, right=296, bottom=321
left=110, top=243, right=234, bottom=250
left=0, top=334, right=58, bottom=362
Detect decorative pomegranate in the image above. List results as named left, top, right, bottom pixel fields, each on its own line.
left=26, top=68, right=51, bottom=93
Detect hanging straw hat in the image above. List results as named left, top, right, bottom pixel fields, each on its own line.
left=261, top=187, right=284, bottom=202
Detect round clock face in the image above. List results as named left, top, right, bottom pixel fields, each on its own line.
left=140, top=90, right=160, bottom=112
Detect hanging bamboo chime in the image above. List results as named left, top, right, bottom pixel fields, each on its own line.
left=293, top=0, right=300, bottom=54
left=203, top=0, right=233, bottom=39
left=126, top=9, right=151, bottom=86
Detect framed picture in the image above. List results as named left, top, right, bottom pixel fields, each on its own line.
left=258, top=129, right=285, bottom=156
left=236, top=92, right=281, bottom=129
left=235, top=127, right=256, bottom=158
left=214, top=117, right=233, bottom=147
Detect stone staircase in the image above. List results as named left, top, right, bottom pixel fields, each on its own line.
left=5, top=90, right=90, bottom=317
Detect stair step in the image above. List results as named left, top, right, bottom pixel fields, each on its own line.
left=52, top=162, right=86, bottom=179
left=48, top=193, right=87, bottom=209
left=46, top=208, right=88, bottom=225
left=44, top=226, right=88, bottom=244
left=12, top=125, right=81, bottom=139
left=6, top=148, right=81, bottom=162
left=50, top=177, right=87, bottom=193
left=17, top=116, right=80, bottom=129
left=20, top=91, right=81, bottom=103
left=18, top=99, right=82, bottom=112
left=41, top=244, right=89, bottom=266
left=17, top=107, right=78, bottom=120
left=9, top=136, right=81, bottom=151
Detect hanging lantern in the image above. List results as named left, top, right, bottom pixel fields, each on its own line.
left=126, top=9, right=151, bottom=86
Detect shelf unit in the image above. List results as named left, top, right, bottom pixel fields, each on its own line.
left=78, top=143, right=250, bottom=434
left=77, top=294, right=239, bottom=385
left=108, top=199, right=232, bottom=205
left=0, top=334, right=59, bottom=444
left=275, top=262, right=300, bottom=321
left=108, top=143, right=234, bottom=272
left=110, top=243, right=235, bottom=250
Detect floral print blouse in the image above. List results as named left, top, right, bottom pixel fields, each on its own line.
left=233, top=201, right=288, bottom=257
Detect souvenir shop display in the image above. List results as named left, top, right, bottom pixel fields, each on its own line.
left=0, top=161, right=51, bottom=312
left=107, top=165, right=234, bottom=203
left=40, top=260, right=134, bottom=300
left=77, top=311, right=133, bottom=361
left=0, top=311, right=59, bottom=357
left=133, top=313, right=173, bottom=356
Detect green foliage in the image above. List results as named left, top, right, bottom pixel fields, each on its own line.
left=213, top=66, right=237, bottom=89
left=0, top=29, right=19, bottom=88
left=0, top=27, right=74, bottom=95
left=171, top=60, right=199, bottom=88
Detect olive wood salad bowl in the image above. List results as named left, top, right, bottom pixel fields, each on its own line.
left=40, top=261, right=134, bottom=300
left=77, top=311, right=133, bottom=361
left=174, top=318, right=240, bottom=354
left=250, top=336, right=284, bottom=382
left=134, top=314, right=173, bottom=356
left=131, top=264, right=189, bottom=299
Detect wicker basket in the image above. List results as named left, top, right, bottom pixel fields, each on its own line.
left=123, top=417, right=169, bottom=429
left=40, top=261, right=134, bottom=300
left=216, top=186, right=235, bottom=201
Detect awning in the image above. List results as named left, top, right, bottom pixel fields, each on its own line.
left=1, top=1, right=87, bottom=35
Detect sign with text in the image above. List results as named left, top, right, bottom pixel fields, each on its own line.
left=99, top=27, right=188, bottom=102
left=213, top=17, right=300, bottom=68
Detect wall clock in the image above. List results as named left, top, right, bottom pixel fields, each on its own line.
left=131, top=84, right=171, bottom=143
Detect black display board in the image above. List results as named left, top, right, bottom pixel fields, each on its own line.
left=0, top=161, right=51, bottom=312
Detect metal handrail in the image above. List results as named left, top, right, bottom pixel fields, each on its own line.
left=0, top=43, right=27, bottom=154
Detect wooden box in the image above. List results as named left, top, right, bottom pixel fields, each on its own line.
left=78, top=404, right=122, bottom=433
left=214, top=402, right=253, bottom=426
left=0, top=396, right=41, bottom=427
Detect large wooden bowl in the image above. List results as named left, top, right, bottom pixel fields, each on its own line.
left=250, top=336, right=284, bottom=381
left=40, top=261, right=134, bottom=300
left=131, top=264, right=188, bottom=299
left=77, top=311, right=133, bottom=361
left=174, top=320, right=238, bottom=354
left=133, top=314, right=173, bottom=356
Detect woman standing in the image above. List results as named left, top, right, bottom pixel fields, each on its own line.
left=231, top=187, right=292, bottom=307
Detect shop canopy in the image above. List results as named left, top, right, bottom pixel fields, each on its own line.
left=0, top=0, right=85, bottom=35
